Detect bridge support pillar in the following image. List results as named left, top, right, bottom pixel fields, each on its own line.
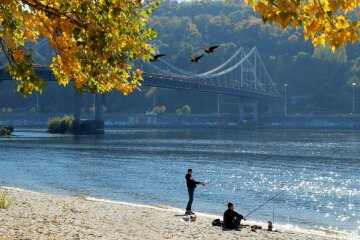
left=73, top=90, right=83, bottom=134
left=95, top=93, right=103, bottom=122
left=239, top=100, right=258, bottom=123
left=73, top=90, right=82, bottom=123
left=239, top=102, right=245, bottom=122
left=94, top=93, right=105, bottom=134
left=251, top=101, right=258, bottom=122
left=72, top=91, right=104, bottom=135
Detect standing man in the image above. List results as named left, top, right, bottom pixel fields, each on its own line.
left=185, top=168, right=205, bottom=215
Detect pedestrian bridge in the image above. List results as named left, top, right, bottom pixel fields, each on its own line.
left=0, top=39, right=281, bottom=129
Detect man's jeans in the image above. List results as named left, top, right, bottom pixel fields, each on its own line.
left=234, top=217, right=241, bottom=228
left=186, top=188, right=194, bottom=211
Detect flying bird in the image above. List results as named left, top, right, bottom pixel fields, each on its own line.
left=150, top=54, right=166, bottom=62
left=191, top=54, right=204, bottom=63
left=204, top=45, right=220, bottom=53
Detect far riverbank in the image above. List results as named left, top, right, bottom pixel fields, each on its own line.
left=1, top=112, right=360, bottom=129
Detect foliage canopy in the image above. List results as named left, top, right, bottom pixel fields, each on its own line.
left=246, top=0, right=360, bottom=50
left=0, top=0, right=158, bottom=95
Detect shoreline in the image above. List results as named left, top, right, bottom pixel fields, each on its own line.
left=0, top=186, right=356, bottom=240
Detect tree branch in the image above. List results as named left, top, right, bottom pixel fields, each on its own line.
left=21, top=0, right=85, bottom=28
left=0, top=38, right=14, bottom=68
left=316, top=0, right=336, bottom=29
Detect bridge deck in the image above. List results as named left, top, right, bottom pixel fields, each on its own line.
left=143, top=73, right=280, bottom=101
left=0, top=68, right=281, bottom=101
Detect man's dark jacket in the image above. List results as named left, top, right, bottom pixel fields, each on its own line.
left=185, top=174, right=200, bottom=189
left=223, top=208, right=243, bottom=229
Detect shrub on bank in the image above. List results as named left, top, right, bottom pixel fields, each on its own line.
left=0, top=125, right=14, bottom=137
left=48, top=115, right=74, bottom=134
left=0, top=190, right=15, bottom=209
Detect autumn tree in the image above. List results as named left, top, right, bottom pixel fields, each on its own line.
left=175, top=105, right=191, bottom=115
left=0, top=0, right=159, bottom=95
left=153, top=105, right=166, bottom=114
left=246, top=0, right=360, bottom=50
left=181, top=105, right=191, bottom=114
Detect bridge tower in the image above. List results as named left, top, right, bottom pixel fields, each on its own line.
left=73, top=91, right=104, bottom=134
left=239, top=99, right=258, bottom=123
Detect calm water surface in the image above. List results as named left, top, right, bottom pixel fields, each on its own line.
left=0, top=128, right=359, bottom=236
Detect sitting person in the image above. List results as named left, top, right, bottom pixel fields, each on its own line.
left=223, top=202, right=244, bottom=229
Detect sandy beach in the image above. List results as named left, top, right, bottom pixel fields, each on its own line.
left=0, top=187, right=352, bottom=240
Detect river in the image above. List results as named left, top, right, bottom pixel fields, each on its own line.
left=0, top=128, right=359, bottom=236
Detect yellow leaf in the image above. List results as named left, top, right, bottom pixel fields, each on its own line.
left=12, top=50, right=24, bottom=61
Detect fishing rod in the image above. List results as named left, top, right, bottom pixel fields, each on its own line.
left=244, top=189, right=286, bottom=219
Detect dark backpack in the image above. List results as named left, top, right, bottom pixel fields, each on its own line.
left=212, top=218, right=223, bottom=227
